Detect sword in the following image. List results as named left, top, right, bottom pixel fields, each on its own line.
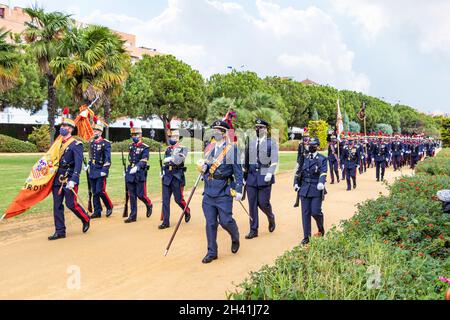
left=58, top=174, right=89, bottom=213
left=231, top=189, right=253, bottom=222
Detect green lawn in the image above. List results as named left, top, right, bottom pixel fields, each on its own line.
left=0, top=152, right=298, bottom=216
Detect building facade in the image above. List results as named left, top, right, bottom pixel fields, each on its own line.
left=0, top=4, right=160, bottom=61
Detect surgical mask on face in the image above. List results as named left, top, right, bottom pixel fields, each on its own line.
left=93, top=134, right=101, bottom=140
left=132, top=137, right=140, bottom=144
left=213, top=131, right=224, bottom=141
left=309, top=146, right=318, bottom=154
left=169, top=139, right=177, bottom=146
left=60, top=127, right=69, bottom=137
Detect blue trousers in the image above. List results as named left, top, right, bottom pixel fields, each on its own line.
left=375, top=161, right=386, bottom=180
left=300, top=196, right=324, bottom=240
left=162, top=178, right=189, bottom=225
left=247, top=185, right=275, bottom=232
left=392, top=155, right=402, bottom=170
left=90, top=177, right=113, bottom=215
left=52, top=185, right=90, bottom=235
left=328, top=159, right=339, bottom=183
left=126, top=181, right=152, bottom=220
left=202, top=194, right=240, bottom=257
left=344, top=167, right=357, bottom=190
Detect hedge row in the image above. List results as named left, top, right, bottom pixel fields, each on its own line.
left=230, top=150, right=450, bottom=300
left=0, top=134, right=38, bottom=153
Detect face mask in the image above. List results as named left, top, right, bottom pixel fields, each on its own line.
left=309, top=146, right=318, bottom=154
left=213, top=131, right=224, bottom=141
left=132, top=137, right=140, bottom=144
left=169, top=139, right=177, bottom=146
left=93, top=134, right=101, bottom=140
left=60, top=128, right=69, bottom=137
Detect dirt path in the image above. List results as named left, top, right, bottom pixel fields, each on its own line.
left=0, top=165, right=413, bottom=300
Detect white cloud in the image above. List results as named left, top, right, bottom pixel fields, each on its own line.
left=331, top=0, right=450, bottom=54
left=81, top=0, right=370, bottom=92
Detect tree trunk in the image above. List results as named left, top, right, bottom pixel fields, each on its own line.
left=47, top=74, right=57, bottom=144
left=104, top=98, right=111, bottom=140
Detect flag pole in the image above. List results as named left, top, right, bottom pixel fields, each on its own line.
left=0, top=213, right=6, bottom=222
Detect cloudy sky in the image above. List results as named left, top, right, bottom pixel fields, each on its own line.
left=9, top=0, right=450, bottom=114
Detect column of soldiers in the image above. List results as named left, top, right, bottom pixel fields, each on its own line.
left=47, top=111, right=440, bottom=264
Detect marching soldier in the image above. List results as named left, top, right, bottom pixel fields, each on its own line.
left=373, top=136, right=389, bottom=182
left=199, top=120, right=243, bottom=264
left=342, top=137, right=360, bottom=191
left=327, top=134, right=340, bottom=184
left=160, top=129, right=191, bottom=230
left=87, top=121, right=113, bottom=219
left=391, top=135, right=404, bottom=171
left=244, top=119, right=278, bottom=240
left=124, top=122, right=153, bottom=223
left=294, top=138, right=327, bottom=246
left=410, top=138, right=423, bottom=170
left=49, top=114, right=90, bottom=240
left=340, top=135, right=349, bottom=181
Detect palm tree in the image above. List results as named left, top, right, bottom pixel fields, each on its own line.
left=51, top=24, right=130, bottom=139
left=0, top=28, right=19, bottom=93
left=23, top=7, right=71, bottom=143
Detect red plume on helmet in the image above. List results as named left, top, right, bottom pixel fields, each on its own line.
left=130, top=121, right=134, bottom=129
left=63, top=107, right=70, bottom=116
left=93, top=116, right=98, bottom=124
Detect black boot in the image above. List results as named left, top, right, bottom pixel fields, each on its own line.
left=231, top=240, right=240, bottom=254
left=106, top=207, right=113, bottom=218
left=90, top=213, right=101, bottom=219
left=158, top=223, right=170, bottom=230
left=124, top=217, right=136, bottom=224
left=82, top=220, right=90, bottom=233
left=269, top=218, right=276, bottom=233
left=202, top=255, right=218, bottom=264
left=245, top=230, right=258, bottom=240
left=301, top=238, right=310, bottom=246
left=48, top=233, right=66, bottom=241
left=146, top=204, right=153, bottom=218
left=184, top=212, right=191, bottom=223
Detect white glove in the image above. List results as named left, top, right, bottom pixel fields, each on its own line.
left=130, top=167, right=138, bottom=175
left=264, top=173, right=273, bottom=183
left=372, top=158, right=375, bottom=162
left=163, top=157, right=174, bottom=164
left=202, top=164, right=208, bottom=174
left=160, top=173, right=164, bottom=178
left=83, top=164, right=89, bottom=172
left=317, top=183, right=325, bottom=191
left=66, top=181, right=76, bottom=190
left=294, top=184, right=300, bottom=192
left=234, top=193, right=243, bottom=201
left=100, top=172, right=107, bottom=177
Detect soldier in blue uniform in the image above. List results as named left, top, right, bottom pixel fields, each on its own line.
left=373, top=136, right=389, bottom=181
left=244, top=119, right=278, bottom=240
left=124, top=122, right=153, bottom=223
left=294, top=138, right=327, bottom=245
left=340, top=135, right=349, bottom=181
left=49, top=117, right=90, bottom=240
left=87, top=122, right=113, bottom=219
left=159, top=129, right=190, bottom=229
left=199, top=120, right=243, bottom=264
left=327, top=135, right=340, bottom=184
left=410, top=139, right=423, bottom=170
left=342, top=137, right=360, bottom=191
left=391, top=135, right=404, bottom=171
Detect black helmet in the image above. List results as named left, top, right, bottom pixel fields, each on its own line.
left=309, top=137, right=320, bottom=147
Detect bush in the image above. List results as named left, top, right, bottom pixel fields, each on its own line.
left=230, top=232, right=446, bottom=300
left=0, top=134, right=38, bottom=153
left=111, top=137, right=163, bottom=152
left=230, top=149, right=450, bottom=300
left=28, top=125, right=50, bottom=152
left=280, top=140, right=300, bottom=151
left=375, top=123, right=393, bottom=135
left=349, top=121, right=361, bottom=133
left=308, top=120, right=328, bottom=150
left=415, top=149, right=450, bottom=176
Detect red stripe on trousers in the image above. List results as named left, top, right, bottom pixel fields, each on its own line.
left=143, top=183, right=152, bottom=206
left=73, top=186, right=90, bottom=222
left=102, top=178, right=113, bottom=208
